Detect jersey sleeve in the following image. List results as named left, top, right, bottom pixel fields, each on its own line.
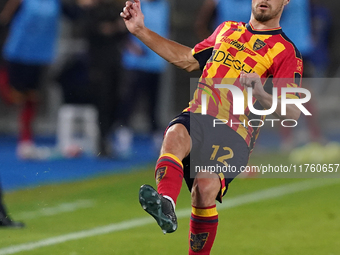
left=272, top=46, right=303, bottom=99
left=192, top=22, right=226, bottom=70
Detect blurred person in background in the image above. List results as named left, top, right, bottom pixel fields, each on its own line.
left=275, top=0, right=319, bottom=149
left=0, top=0, right=92, bottom=160
left=81, top=0, right=127, bottom=158
left=195, top=0, right=251, bottom=41
left=304, top=0, right=332, bottom=78
left=286, top=0, right=333, bottom=164
left=115, top=0, right=170, bottom=157
left=0, top=178, right=24, bottom=228
left=280, top=0, right=331, bottom=149
left=0, top=4, right=23, bottom=227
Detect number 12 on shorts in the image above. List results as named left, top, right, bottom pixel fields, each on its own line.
left=210, top=145, right=234, bottom=167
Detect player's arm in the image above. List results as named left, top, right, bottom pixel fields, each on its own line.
left=120, top=0, right=199, bottom=72
left=240, top=71, right=301, bottom=121
left=0, top=0, right=21, bottom=25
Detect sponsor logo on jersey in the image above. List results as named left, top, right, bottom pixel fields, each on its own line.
left=221, top=37, right=246, bottom=51
left=230, top=28, right=243, bottom=32
left=220, top=37, right=256, bottom=56
left=210, top=50, right=253, bottom=73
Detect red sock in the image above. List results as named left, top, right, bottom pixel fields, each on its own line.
left=189, top=205, right=218, bottom=255
left=155, top=153, right=183, bottom=205
left=0, top=67, right=13, bottom=105
left=19, top=100, right=36, bottom=142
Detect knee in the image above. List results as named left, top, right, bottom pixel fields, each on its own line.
left=166, top=124, right=189, bottom=142
left=191, top=174, right=220, bottom=207
left=160, top=124, right=191, bottom=159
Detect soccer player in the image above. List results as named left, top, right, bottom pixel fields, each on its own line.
left=121, top=0, right=303, bottom=254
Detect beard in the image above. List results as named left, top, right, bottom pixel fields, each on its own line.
left=252, top=2, right=284, bottom=22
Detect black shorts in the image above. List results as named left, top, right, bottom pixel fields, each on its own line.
left=166, top=112, right=250, bottom=202
left=7, top=61, right=45, bottom=92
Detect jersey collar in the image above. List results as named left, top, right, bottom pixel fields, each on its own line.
left=246, top=23, right=282, bottom=35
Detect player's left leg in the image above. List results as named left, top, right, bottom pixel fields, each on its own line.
left=188, top=172, right=221, bottom=255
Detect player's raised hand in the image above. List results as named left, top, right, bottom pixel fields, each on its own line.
left=240, top=71, right=265, bottom=99
left=120, top=0, right=145, bottom=36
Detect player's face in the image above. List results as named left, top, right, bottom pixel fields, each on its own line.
left=252, top=0, right=288, bottom=22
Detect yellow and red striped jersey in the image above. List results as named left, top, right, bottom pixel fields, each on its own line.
left=186, top=21, right=303, bottom=151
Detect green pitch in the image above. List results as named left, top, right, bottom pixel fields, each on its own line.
left=0, top=153, right=339, bottom=255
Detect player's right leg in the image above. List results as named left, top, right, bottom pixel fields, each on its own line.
left=139, top=117, right=191, bottom=234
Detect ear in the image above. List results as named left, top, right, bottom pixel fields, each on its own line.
left=284, top=0, right=290, bottom=6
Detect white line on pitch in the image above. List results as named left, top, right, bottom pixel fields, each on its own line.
left=14, top=199, right=95, bottom=220
left=0, top=178, right=339, bottom=255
